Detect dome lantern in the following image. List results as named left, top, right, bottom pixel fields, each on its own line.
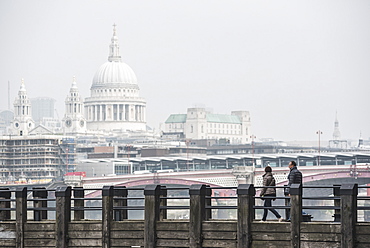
left=108, top=23, right=121, bottom=62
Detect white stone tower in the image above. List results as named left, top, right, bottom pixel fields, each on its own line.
left=231, top=111, right=251, bottom=143
left=63, top=77, right=86, bottom=134
left=185, top=108, right=207, bottom=140
left=11, top=79, right=35, bottom=136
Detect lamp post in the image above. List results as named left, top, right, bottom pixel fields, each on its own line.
left=250, top=135, right=256, bottom=166
left=125, top=144, right=132, bottom=171
left=66, top=148, right=69, bottom=174
left=316, top=130, right=323, bottom=166
left=186, top=139, right=190, bottom=171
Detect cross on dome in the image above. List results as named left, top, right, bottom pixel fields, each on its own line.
left=113, top=23, right=117, bottom=36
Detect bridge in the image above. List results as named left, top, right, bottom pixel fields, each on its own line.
left=0, top=183, right=369, bottom=247
left=68, top=164, right=370, bottom=194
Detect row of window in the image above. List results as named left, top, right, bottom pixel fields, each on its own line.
left=67, top=103, right=83, bottom=114
left=174, top=125, right=246, bottom=135
left=94, top=88, right=137, bottom=94
left=168, top=124, right=184, bottom=129
left=4, top=159, right=61, bottom=165
left=168, top=123, right=242, bottom=130
left=15, top=106, right=30, bottom=116
left=208, top=123, right=240, bottom=129
left=3, top=140, right=59, bottom=145
left=114, top=164, right=131, bottom=175
left=68, top=97, right=81, bottom=102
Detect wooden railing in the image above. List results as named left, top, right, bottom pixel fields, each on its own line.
left=0, top=184, right=369, bottom=248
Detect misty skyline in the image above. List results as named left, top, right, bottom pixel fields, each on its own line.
left=0, top=1, right=369, bottom=141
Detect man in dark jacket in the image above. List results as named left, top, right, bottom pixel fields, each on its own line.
left=285, top=161, right=302, bottom=195
left=285, top=161, right=302, bottom=221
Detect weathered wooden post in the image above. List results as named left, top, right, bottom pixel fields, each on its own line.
left=55, top=186, right=71, bottom=248
left=160, top=185, right=167, bottom=221
left=333, top=184, right=341, bottom=222
left=113, top=186, right=127, bottom=221
left=144, top=184, right=160, bottom=248
left=290, top=183, right=302, bottom=248
left=16, top=187, right=27, bottom=248
left=205, top=185, right=212, bottom=220
left=73, top=187, right=84, bottom=221
left=33, top=187, right=47, bottom=221
left=340, top=184, right=357, bottom=248
left=189, top=184, right=206, bottom=248
left=102, top=186, right=114, bottom=248
left=237, top=184, right=255, bottom=248
left=0, top=187, right=11, bottom=220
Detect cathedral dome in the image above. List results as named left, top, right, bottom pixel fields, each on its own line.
left=92, top=61, right=138, bottom=88
left=84, top=25, right=147, bottom=133
left=91, top=24, right=138, bottom=89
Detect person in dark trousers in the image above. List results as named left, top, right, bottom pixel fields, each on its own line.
left=284, top=161, right=302, bottom=221
left=285, top=161, right=302, bottom=195
left=260, top=166, right=283, bottom=222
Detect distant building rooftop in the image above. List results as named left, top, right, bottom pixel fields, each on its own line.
left=165, top=114, right=187, bottom=123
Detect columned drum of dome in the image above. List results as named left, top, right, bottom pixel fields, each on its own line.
left=84, top=25, right=146, bottom=132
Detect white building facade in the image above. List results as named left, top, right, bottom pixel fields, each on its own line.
left=84, top=25, right=146, bottom=132
left=164, top=108, right=251, bottom=144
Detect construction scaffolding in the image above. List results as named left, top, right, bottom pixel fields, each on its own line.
left=0, top=135, right=76, bottom=184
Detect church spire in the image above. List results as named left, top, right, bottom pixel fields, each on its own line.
left=332, top=111, right=341, bottom=140
left=12, top=79, right=34, bottom=136
left=63, top=76, right=86, bottom=134
left=16, top=79, right=30, bottom=115
left=108, top=23, right=121, bottom=62
left=358, top=132, right=364, bottom=147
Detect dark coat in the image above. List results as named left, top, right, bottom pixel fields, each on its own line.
left=285, top=166, right=302, bottom=195
left=260, top=172, right=276, bottom=196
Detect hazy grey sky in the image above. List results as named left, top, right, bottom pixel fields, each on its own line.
left=0, top=0, right=369, bottom=141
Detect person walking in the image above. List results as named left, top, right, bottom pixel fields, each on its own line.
left=285, top=161, right=302, bottom=195
left=260, top=166, right=283, bottom=222
left=284, top=161, right=302, bottom=221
